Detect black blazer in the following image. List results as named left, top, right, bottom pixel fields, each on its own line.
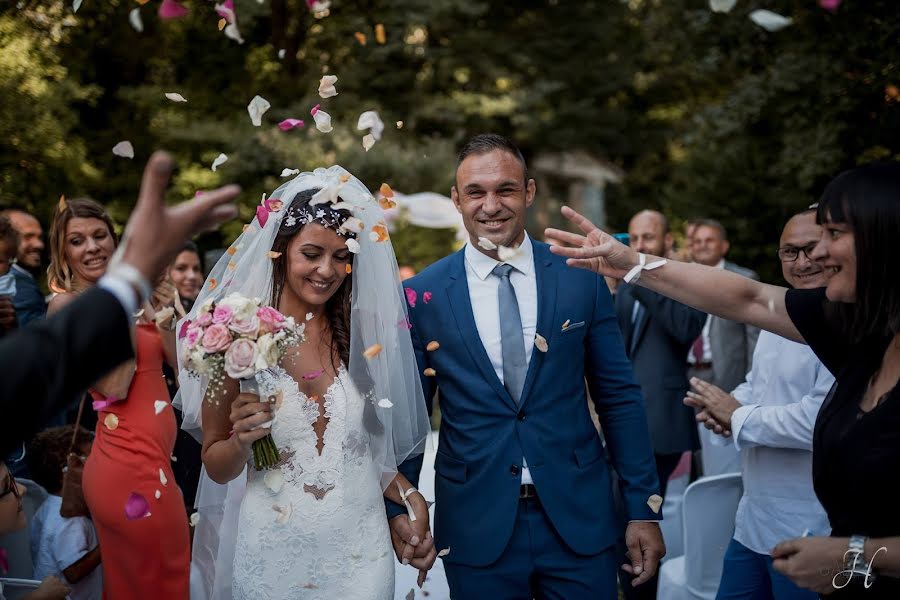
left=0, top=287, right=134, bottom=456
left=615, top=283, right=706, bottom=455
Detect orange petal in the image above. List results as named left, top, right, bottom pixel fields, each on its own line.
left=379, top=182, right=394, bottom=198
left=227, top=246, right=237, bottom=255
left=426, top=341, right=440, bottom=351
left=339, top=174, right=351, bottom=183
left=378, top=198, right=397, bottom=210
left=136, top=0, right=150, bottom=4
left=371, top=223, right=389, bottom=242
left=647, top=494, right=663, bottom=514
left=208, top=278, right=218, bottom=290
left=375, top=23, right=386, bottom=44
left=267, top=251, right=282, bottom=259
left=218, top=18, right=226, bottom=31
left=58, top=195, right=67, bottom=212
left=363, top=343, right=383, bottom=359
left=423, top=368, right=436, bottom=377
left=354, top=32, right=367, bottom=45
left=345, top=264, right=352, bottom=274
left=104, top=414, right=119, bottom=430
left=227, top=260, right=237, bottom=270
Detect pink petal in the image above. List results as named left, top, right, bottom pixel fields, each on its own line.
left=278, top=118, right=305, bottom=131
left=423, top=291, right=433, bottom=304
left=306, top=0, right=317, bottom=8
left=215, top=0, right=235, bottom=22
left=125, top=492, right=151, bottom=520
left=310, top=103, right=320, bottom=117
left=404, top=287, right=417, bottom=308
left=92, top=395, right=121, bottom=411
left=264, top=198, right=284, bottom=212
left=0, top=548, right=9, bottom=574
left=256, top=205, right=269, bottom=228
left=818, top=0, right=840, bottom=11
left=302, top=368, right=325, bottom=381
left=178, top=319, right=192, bottom=339
left=158, top=0, right=189, bottom=20
left=397, top=317, right=412, bottom=330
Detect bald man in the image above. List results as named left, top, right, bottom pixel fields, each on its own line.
left=1, top=209, right=47, bottom=326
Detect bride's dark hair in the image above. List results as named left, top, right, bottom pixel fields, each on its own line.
left=269, top=188, right=354, bottom=372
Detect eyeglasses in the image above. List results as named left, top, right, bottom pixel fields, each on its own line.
left=0, top=470, right=21, bottom=501
left=777, top=243, right=819, bottom=262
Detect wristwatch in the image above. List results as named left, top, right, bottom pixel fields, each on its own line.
left=845, top=535, right=869, bottom=575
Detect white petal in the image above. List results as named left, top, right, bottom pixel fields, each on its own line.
left=313, top=109, right=333, bottom=133
left=211, top=153, right=228, bottom=171
left=356, top=110, right=385, bottom=140
left=534, top=334, right=548, bottom=353
left=280, top=168, right=300, bottom=177
left=345, top=238, right=361, bottom=254
left=247, top=95, right=271, bottom=127
left=362, top=133, right=376, bottom=152
left=647, top=494, right=663, bottom=514
left=342, top=217, right=364, bottom=233
left=224, top=22, right=245, bottom=44
left=277, top=48, right=286, bottom=59
left=477, top=237, right=497, bottom=251
left=497, top=245, right=520, bottom=262
left=190, top=512, right=200, bottom=527
left=368, top=230, right=380, bottom=242
left=318, top=75, right=339, bottom=99
left=165, top=92, right=188, bottom=103
left=129, top=8, right=144, bottom=32
left=264, top=469, right=284, bottom=493
left=155, top=489, right=161, bottom=499
left=749, top=9, right=793, bottom=31
left=73, top=0, right=82, bottom=13
left=377, top=398, right=394, bottom=408
left=154, top=400, right=168, bottom=415
left=709, top=0, right=736, bottom=13
left=159, top=468, right=168, bottom=486
left=437, top=547, right=450, bottom=558
left=305, top=312, right=313, bottom=321
left=112, top=141, right=134, bottom=159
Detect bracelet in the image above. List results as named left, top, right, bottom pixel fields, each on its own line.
left=106, top=262, right=153, bottom=306
left=397, top=483, right=422, bottom=522
left=623, top=253, right=668, bottom=284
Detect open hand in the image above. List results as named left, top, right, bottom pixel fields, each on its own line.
left=622, top=521, right=666, bottom=587
left=544, top=206, right=639, bottom=278
left=229, top=391, right=273, bottom=451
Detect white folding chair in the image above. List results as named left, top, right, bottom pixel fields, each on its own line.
left=0, top=478, right=48, bottom=580
left=657, top=473, right=743, bottom=600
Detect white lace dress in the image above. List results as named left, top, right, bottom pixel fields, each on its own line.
left=231, top=366, right=394, bottom=600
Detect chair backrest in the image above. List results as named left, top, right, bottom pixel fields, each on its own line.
left=0, top=577, right=42, bottom=600
left=0, top=479, right=48, bottom=580
left=681, top=473, right=743, bottom=598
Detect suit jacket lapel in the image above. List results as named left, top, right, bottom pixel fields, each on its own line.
left=445, top=251, right=517, bottom=411
left=519, top=244, right=557, bottom=407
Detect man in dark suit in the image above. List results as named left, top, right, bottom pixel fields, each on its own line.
left=391, top=134, right=664, bottom=599
left=689, top=219, right=760, bottom=476
left=1, top=208, right=48, bottom=327
left=0, top=151, right=239, bottom=457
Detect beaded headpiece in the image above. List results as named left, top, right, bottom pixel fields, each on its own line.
left=282, top=204, right=356, bottom=238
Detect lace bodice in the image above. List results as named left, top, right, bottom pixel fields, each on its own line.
left=231, top=366, right=394, bottom=600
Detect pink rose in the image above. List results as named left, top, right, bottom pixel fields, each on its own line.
left=229, top=315, right=261, bottom=337
left=213, top=304, right=234, bottom=325
left=257, top=306, right=285, bottom=334
left=185, top=327, right=203, bottom=348
left=201, top=323, right=232, bottom=353
left=197, top=312, right=213, bottom=327
left=224, top=338, right=258, bottom=379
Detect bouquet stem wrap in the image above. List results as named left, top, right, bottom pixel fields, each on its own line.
left=240, top=377, right=280, bottom=470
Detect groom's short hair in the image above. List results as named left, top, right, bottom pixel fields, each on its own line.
left=457, top=134, right=528, bottom=182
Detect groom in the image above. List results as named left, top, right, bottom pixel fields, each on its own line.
left=390, top=134, right=664, bottom=598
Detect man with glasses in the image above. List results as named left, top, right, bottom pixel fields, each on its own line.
left=682, top=209, right=835, bottom=600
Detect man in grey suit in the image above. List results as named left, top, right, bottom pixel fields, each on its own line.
left=688, top=219, right=760, bottom=476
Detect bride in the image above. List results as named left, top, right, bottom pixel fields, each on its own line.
left=175, top=167, right=434, bottom=599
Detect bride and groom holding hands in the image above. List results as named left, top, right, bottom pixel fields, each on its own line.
left=178, top=133, right=665, bottom=600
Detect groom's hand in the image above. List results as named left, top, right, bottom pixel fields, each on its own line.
left=622, top=521, right=665, bottom=587
left=389, top=507, right=436, bottom=586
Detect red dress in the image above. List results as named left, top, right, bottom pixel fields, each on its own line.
left=83, top=323, right=190, bottom=599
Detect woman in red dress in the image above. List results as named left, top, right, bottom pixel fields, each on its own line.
left=47, top=198, right=189, bottom=599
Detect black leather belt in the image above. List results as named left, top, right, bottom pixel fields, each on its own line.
left=519, top=484, right=538, bottom=499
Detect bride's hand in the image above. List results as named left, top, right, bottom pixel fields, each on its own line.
left=229, top=392, right=273, bottom=452
left=389, top=492, right=437, bottom=586
left=544, top=205, right=640, bottom=279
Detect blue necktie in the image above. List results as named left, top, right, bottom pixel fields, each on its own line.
left=493, top=263, right=526, bottom=404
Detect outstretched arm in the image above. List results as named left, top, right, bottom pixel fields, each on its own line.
left=545, top=206, right=803, bottom=343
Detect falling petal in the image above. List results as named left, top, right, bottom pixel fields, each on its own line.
left=379, top=182, right=394, bottom=198
left=278, top=48, right=286, bottom=59
left=342, top=217, right=365, bottom=233
left=73, top=0, right=83, bottom=12
left=370, top=224, right=389, bottom=242
left=318, top=75, right=339, bottom=99
left=310, top=104, right=333, bottom=133
left=306, top=312, right=314, bottom=321
left=129, top=8, right=144, bottom=32
left=363, top=344, right=383, bottom=359
left=218, top=17, right=227, bottom=30
left=125, top=492, right=151, bottom=520
left=302, top=368, right=325, bottom=381
left=58, top=195, right=67, bottom=211
left=562, top=319, right=571, bottom=330
left=749, top=9, right=793, bottom=32
left=647, top=494, right=663, bottom=514
left=405, top=288, right=417, bottom=307
left=264, top=197, right=283, bottom=212
left=247, top=95, right=271, bottom=127
left=397, top=316, right=412, bottom=330
left=437, top=547, right=450, bottom=558
left=424, top=368, right=436, bottom=377
left=497, top=245, right=520, bottom=262
left=708, top=0, right=736, bottom=13
left=357, top=110, right=385, bottom=140
left=211, top=153, right=228, bottom=171
left=379, top=197, right=397, bottom=210
left=104, top=414, right=119, bottom=430
left=208, top=278, right=218, bottom=291
left=534, top=334, right=548, bottom=353
left=165, top=92, right=187, bottom=103
left=155, top=490, right=162, bottom=500
left=158, top=0, right=189, bottom=20
left=264, top=470, right=284, bottom=493
left=154, top=400, right=168, bottom=415
left=281, top=168, right=300, bottom=177
left=818, top=0, right=840, bottom=11
left=375, top=23, right=386, bottom=44
left=378, top=398, right=394, bottom=408
left=224, top=22, right=244, bottom=44
left=227, top=246, right=237, bottom=256
left=345, top=264, right=352, bottom=274
left=396, top=121, right=404, bottom=129
left=426, top=341, right=440, bottom=352
left=477, top=237, right=497, bottom=251
left=362, top=134, right=376, bottom=152
left=423, top=291, right=432, bottom=304
left=267, top=251, right=282, bottom=259
left=354, top=32, right=367, bottom=45
left=189, top=512, right=200, bottom=527
left=215, top=0, right=235, bottom=23
left=346, top=238, right=361, bottom=254
left=160, top=468, right=168, bottom=486
left=278, top=118, right=305, bottom=131
left=112, top=141, right=134, bottom=159
left=227, top=260, right=236, bottom=270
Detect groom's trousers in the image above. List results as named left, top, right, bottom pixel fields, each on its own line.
left=443, top=494, right=619, bottom=599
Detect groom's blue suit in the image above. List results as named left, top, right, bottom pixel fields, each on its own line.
left=395, top=240, right=660, bottom=597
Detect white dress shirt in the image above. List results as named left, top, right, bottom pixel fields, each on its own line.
left=721, top=330, right=834, bottom=554
left=464, top=235, right=537, bottom=485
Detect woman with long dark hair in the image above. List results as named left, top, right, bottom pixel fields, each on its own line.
left=177, top=167, right=433, bottom=600
left=545, top=161, right=900, bottom=598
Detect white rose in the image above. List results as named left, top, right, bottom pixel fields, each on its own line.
left=256, top=333, right=280, bottom=370
left=198, top=298, right=214, bottom=315
left=188, top=347, right=209, bottom=374
left=220, top=293, right=257, bottom=320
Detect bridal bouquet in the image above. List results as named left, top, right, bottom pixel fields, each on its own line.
left=180, top=292, right=305, bottom=469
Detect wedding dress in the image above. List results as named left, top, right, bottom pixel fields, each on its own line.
left=231, top=365, right=394, bottom=600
